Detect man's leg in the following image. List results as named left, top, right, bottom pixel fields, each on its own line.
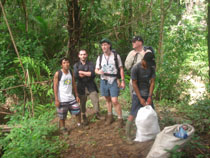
left=79, top=94, right=88, bottom=125
left=111, top=97, right=123, bottom=128
left=57, top=104, right=68, bottom=130
left=105, top=96, right=113, bottom=125
left=89, top=91, right=100, bottom=113
left=59, top=119, right=65, bottom=129
left=89, top=91, right=104, bottom=119
left=109, top=80, right=123, bottom=127
left=125, top=115, right=134, bottom=144
left=126, top=94, right=142, bottom=144
left=100, top=79, right=112, bottom=124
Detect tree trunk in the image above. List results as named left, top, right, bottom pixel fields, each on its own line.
left=208, top=0, right=210, bottom=83
left=21, top=0, right=28, bottom=32
left=157, top=0, right=165, bottom=70
left=128, top=0, right=133, bottom=38
left=157, top=0, right=173, bottom=70
left=66, top=0, right=81, bottom=65
left=0, top=0, right=6, bottom=23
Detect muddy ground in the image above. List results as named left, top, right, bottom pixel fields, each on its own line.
left=59, top=110, right=154, bottom=158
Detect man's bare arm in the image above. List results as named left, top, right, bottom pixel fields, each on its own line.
left=53, top=72, right=59, bottom=107
left=132, top=79, right=146, bottom=106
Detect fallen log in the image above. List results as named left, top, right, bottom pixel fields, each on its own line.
left=0, top=125, right=21, bottom=133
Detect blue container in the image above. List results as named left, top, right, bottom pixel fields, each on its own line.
left=174, top=126, right=188, bottom=139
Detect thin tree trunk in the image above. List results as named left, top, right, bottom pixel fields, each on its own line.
left=21, top=0, right=28, bottom=32
left=208, top=0, right=210, bottom=83
left=0, top=1, right=26, bottom=80
left=128, top=0, right=133, bottom=38
left=0, top=1, right=29, bottom=116
left=0, top=0, right=6, bottom=23
left=66, top=0, right=81, bottom=64
left=157, top=0, right=173, bottom=70
left=26, top=69, right=34, bottom=117
left=157, top=0, right=165, bottom=70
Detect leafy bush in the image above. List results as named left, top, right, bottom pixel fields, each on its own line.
left=0, top=111, right=67, bottom=158
left=177, top=98, right=210, bottom=135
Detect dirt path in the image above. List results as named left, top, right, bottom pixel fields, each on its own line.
left=59, top=110, right=153, bottom=158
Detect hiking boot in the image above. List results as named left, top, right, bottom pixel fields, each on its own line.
left=95, top=112, right=105, bottom=120
left=105, top=114, right=114, bottom=125
left=117, top=118, right=124, bottom=128
left=82, top=114, right=88, bottom=126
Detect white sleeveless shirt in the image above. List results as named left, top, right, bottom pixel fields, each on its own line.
left=58, top=70, right=75, bottom=102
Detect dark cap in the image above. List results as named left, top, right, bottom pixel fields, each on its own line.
left=100, top=38, right=112, bottom=45
left=132, top=36, right=144, bottom=43
left=143, top=52, right=155, bottom=67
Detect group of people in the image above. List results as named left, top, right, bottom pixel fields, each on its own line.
left=53, top=35, right=156, bottom=143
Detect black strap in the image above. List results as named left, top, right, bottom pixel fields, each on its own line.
left=99, top=54, right=103, bottom=69
left=58, top=69, right=73, bottom=82
left=112, top=50, right=119, bottom=70
left=131, top=53, right=139, bottom=69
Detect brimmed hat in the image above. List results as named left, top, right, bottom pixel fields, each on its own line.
left=132, top=36, right=144, bottom=43
left=100, top=38, right=112, bottom=45
left=143, top=52, right=155, bottom=67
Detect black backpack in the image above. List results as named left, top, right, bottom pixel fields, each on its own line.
left=143, top=46, right=155, bottom=55
left=99, top=50, right=121, bottom=79
left=53, top=69, right=73, bottom=90
left=131, top=46, right=155, bottom=69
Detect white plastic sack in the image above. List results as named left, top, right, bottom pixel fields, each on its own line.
left=146, top=124, right=195, bottom=158
left=134, top=105, right=160, bottom=142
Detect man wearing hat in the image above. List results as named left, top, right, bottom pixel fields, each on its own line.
left=95, top=38, right=125, bottom=128
left=125, top=36, right=153, bottom=96
left=125, top=52, right=156, bottom=144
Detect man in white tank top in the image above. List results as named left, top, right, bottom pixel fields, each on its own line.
left=54, top=57, right=81, bottom=133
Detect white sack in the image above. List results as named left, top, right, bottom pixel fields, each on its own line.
left=135, top=105, right=160, bottom=142
left=146, top=124, right=195, bottom=158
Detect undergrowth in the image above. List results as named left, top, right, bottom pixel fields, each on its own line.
left=0, top=110, right=67, bottom=158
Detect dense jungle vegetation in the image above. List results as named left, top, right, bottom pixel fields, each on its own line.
left=0, top=0, right=209, bottom=157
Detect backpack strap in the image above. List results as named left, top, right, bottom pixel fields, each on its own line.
left=58, top=69, right=73, bottom=82
left=99, top=54, right=103, bottom=69
left=58, top=70, right=62, bottom=82
left=112, top=50, right=119, bottom=69
left=112, top=50, right=121, bottom=79
left=131, top=53, right=139, bottom=69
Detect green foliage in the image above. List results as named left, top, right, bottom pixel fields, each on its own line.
left=177, top=97, right=210, bottom=135
left=155, top=3, right=208, bottom=102
left=0, top=112, right=67, bottom=158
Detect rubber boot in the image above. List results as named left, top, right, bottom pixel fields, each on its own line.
left=125, top=120, right=133, bottom=144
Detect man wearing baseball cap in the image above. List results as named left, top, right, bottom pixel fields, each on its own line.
left=125, top=36, right=154, bottom=97
left=125, top=51, right=156, bottom=144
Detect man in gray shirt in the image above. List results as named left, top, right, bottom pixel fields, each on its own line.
left=125, top=52, right=156, bottom=144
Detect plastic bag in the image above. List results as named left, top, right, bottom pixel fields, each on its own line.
left=146, top=124, right=195, bottom=158
left=134, top=105, right=160, bottom=142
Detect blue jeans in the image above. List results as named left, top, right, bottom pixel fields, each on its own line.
left=100, top=79, right=119, bottom=97
left=130, top=94, right=154, bottom=117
